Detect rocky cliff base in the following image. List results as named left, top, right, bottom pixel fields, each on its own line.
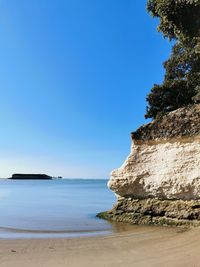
left=97, top=198, right=200, bottom=227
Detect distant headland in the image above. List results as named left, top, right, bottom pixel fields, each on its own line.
left=10, top=174, right=52, bottom=180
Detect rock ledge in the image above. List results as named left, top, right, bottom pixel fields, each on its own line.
left=97, top=198, right=200, bottom=227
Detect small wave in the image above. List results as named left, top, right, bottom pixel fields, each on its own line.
left=0, top=226, right=110, bottom=234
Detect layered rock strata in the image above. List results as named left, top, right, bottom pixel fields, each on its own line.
left=109, top=136, right=200, bottom=200
left=97, top=198, right=200, bottom=227
left=98, top=105, right=200, bottom=227
left=132, top=104, right=200, bottom=141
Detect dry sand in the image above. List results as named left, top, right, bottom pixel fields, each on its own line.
left=0, top=225, right=200, bottom=267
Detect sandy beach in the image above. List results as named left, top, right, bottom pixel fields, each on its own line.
left=1, top=226, right=200, bottom=267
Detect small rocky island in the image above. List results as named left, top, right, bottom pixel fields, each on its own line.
left=10, top=174, right=52, bottom=180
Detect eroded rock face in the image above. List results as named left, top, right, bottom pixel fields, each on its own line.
left=108, top=136, right=200, bottom=200
left=99, top=105, right=200, bottom=226
left=132, top=104, right=200, bottom=141
left=97, top=198, right=200, bottom=227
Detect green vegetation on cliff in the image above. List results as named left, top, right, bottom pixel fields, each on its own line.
left=145, top=0, right=200, bottom=119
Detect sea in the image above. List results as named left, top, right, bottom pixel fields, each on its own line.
left=0, top=179, right=118, bottom=239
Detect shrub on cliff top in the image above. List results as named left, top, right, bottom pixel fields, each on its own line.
left=145, top=0, right=200, bottom=119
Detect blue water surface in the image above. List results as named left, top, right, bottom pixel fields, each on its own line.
left=0, top=179, right=116, bottom=239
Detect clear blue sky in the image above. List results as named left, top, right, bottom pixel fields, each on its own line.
left=0, top=0, right=171, bottom=178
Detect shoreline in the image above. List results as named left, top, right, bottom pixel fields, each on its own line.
left=1, top=225, right=200, bottom=267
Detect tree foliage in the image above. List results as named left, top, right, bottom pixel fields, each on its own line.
left=145, top=0, right=200, bottom=119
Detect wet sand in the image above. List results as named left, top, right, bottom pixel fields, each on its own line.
left=0, top=226, right=200, bottom=267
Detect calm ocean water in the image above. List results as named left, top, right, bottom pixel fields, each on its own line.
left=0, top=179, right=116, bottom=239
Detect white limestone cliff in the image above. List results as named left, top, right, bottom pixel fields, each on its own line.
left=108, top=136, right=200, bottom=200
left=97, top=105, right=200, bottom=226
